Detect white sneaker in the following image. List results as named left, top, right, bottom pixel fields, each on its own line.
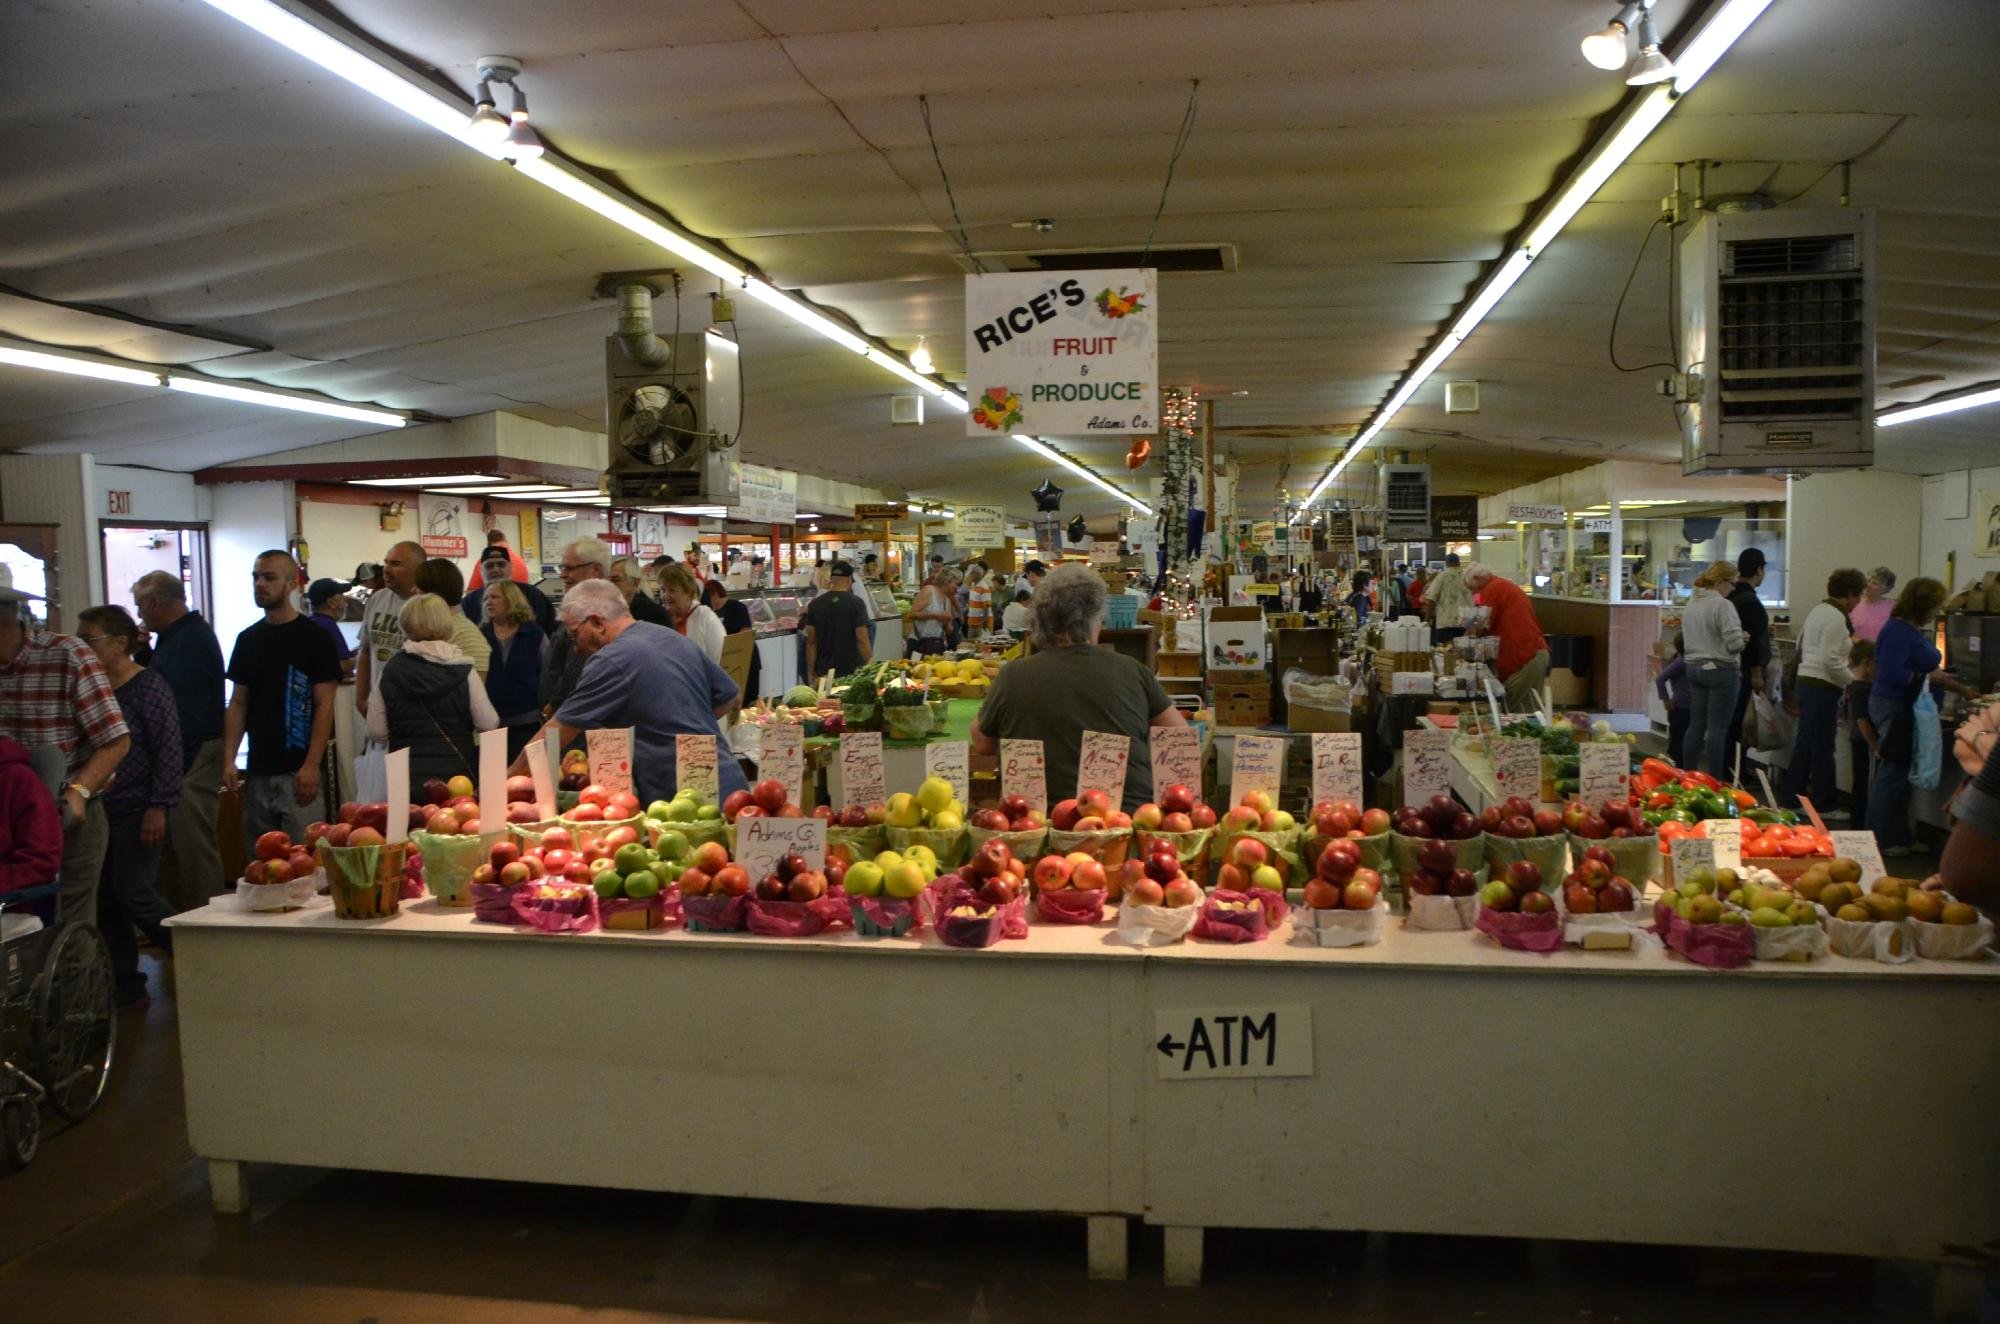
left=1881, top=844, right=1914, bottom=858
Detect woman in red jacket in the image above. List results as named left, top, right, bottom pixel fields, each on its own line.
left=0, top=734, right=63, bottom=897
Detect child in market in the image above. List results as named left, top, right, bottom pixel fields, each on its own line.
left=1843, top=638, right=1877, bottom=826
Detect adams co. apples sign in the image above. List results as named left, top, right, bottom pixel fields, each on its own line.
left=964, top=269, right=1158, bottom=437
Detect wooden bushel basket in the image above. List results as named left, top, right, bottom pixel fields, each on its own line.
left=318, top=841, right=410, bottom=920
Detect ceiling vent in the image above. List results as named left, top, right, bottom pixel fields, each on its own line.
left=957, top=243, right=1237, bottom=274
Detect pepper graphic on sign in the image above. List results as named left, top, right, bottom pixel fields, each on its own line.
left=972, top=386, right=1023, bottom=433
left=1094, top=286, right=1145, bottom=320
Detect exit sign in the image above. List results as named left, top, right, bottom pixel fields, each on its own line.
left=107, top=490, right=132, bottom=516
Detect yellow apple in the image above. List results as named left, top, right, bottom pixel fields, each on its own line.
left=916, top=776, right=955, bottom=816
left=882, top=861, right=927, bottom=898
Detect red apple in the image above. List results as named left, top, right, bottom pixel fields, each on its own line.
left=347, top=826, right=385, bottom=848
left=1050, top=798, right=1082, bottom=832
left=1406, top=870, right=1443, bottom=895
left=778, top=852, right=809, bottom=880
left=499, top=861, right=531, bottom=887
left=713, top=865, right=750, bottom=896
left=1477, top=805, right=1504, bottom=833
left=1129, top=878, right=1166, bottom=906
left=568, top=803, right=605, bottom=823
left=606, top=791, right=641, bottom=818
left=1303, top=879, right=1342, bottom=909
left=1317, top=840, right=1360, bottom=882
left=1532, top=809, right=1564, bottom=837
left=751, top=779, right=788, bottom=814
left=1163, top=877, right=1204, bottom=907
left=489, top=840, right=521, bottom=869
left=978, top=875, right=1018, bottom=906
left=756, top=875, right=789, bottom=902
left=1583, top=845, right=1618, bottom=871
left=1503, top=815, right=1535, bottom=840
left=419, top=777, right=450, bottom=806
left=679, top=867, right=713, bottom=896
left=285, top=852, right=315, bottom=879
left=1000, top=793, right=1031, bottom=818
left=1519, top=891, right=1556, bottom=915
left=1342, top=875, right=1381, bottom=910
left=336, top=800, right=363, bottom=826
left=1159, top=783, right=1196, bottom=814
left=1189, top=804, right=1218, bottom=830
left=1071, top=858, right=1107, bottom=890
left=1598, top=878, right=1636, bottom=911
left=1447, top=867, right=1480, bottom=896
left=1032, top=854, right=1073, bottom=892
left=1505, top=860, right=1542, bottom=894
left=1564, top=882, right=1598, bottom=914
left=1360, top=808, right=1391, bottom=836
left=505, top=775, right=536, bottom=803
left=578, top=783, right=612, bottom=808
left=1418, top=838, right=1458, bottom=876
left=254, top=830, right=292, bottom=862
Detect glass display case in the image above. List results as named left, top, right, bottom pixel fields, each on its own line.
left=1522, top=513, right=1785, bottom=606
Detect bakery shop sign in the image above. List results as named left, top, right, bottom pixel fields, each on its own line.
left=964, top=268, right=1158, bottom=437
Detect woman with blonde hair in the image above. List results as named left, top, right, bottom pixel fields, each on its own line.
left=1681, top=561, right=1748, bottom=776
left=481, top=580, right=545, bottom=759
left=366, top=592, right=498, bottom=782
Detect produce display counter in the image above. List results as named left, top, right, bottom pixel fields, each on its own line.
left=171, top=901, right=2000, bottom=1295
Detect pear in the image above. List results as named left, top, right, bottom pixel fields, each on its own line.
left=1871, top=877, right=1910, bottom=900
left=1785, top=899, right=1818, bottom=927
left=1862, top=892, right=1906, bottom=922
left=1727, top=888, right=1747, bottom=907
left=1904, top=890, right=1944, bottom=924
left=1793, top=872, right=1829, bottom=903
left=1942, top=901, right=1978, bottom=926
left=1826, top=858, right=1861, bottom=884
left=1750, top=906, right=1792, bottom=928
left=1714, top=867, right=1739, bottom=893
left=1719, top=910, right=1748, bottom=926
left=1835, top=902, right=1871, bottom=923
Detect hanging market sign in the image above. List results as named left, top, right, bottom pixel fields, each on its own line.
left=1507, top=503, right=1565, bottom=523
left=1431, top=495, right=1478, bottom=540
left=632, top=512, right=668, bottom=559
left=854, top=502, right=907, bottom=522
left=953, top=505, right=1006, bottom=548
left=416, top=492, right=470, bottom=559
left=733, top=463, right=797, bottom=524
left=964, top=268, right=1158, bottom=437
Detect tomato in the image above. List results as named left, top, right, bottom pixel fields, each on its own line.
left=1780, top=835, right=1817, bottom=858
left=1739, top=835, right=1769, bottom=859
left=1762, top=822, right=1793, bottom=842
left=1658, top=821, right=1691, bottom=844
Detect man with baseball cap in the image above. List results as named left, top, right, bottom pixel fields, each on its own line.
left=0, top=567, right=131, bottom=925
left=463, top=541, right=555, bottom=632
left=305, top=578, right=358, bottom=679
left=801, top=559, right=873, bottom=681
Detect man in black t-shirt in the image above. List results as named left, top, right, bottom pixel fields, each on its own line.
left=1724, top=548, right=1772, bottom=777
left=802, top=560, right=874, bottom=680
left=221, top=551, right=342, bottom=844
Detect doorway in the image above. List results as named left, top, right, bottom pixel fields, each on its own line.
left=101, top=523, right=211, bottom=622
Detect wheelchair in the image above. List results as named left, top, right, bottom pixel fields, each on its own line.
left=1, top=884, right=116, bottom=1171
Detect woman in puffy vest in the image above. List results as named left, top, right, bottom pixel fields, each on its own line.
left=365, top=592, right=498, bottom=784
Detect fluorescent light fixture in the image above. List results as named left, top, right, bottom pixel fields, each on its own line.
left=1876, top=382, right=2000, bottom=428
left=743, top=280, right=869, bottom=354
left=548, top=494, right=609, bottom=505
left=352, top=473, right=499, bottom=487
left=863, top=347, right=958, bottom=401
left=909, top=339, right=934, bottom=374
left=166, top=375, right=407, bottom=427
left=1448, top=249, right=1534, bottom=341
left=0, top=343, right=163, bottom=388
left=640, top=504, right=729, bottom=517
left=429, top=483, right=575, bottom=495
left=1673, top=0, right=1776, bottom=92
left=1523, top=85, right=1674, bottom=256
left=511, top=158, right=744, bottom=284
left=1012, top=434, right=1152, bottom=515
left=535, top=488, right=607, bottom=498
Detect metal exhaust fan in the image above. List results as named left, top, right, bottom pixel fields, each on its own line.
left=601, top=281, right=742, bottom=504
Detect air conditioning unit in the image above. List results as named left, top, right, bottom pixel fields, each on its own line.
left=1379, top=463, right=1431, bottom=540
left=1677, top=207, right=1876, bottom=474
left=603, top=330, right=742, bottom=504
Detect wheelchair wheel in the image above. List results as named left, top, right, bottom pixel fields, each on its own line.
left=33, top=923, right=116, bottom=1123
left=1, top=1096, right=39, bottom=1171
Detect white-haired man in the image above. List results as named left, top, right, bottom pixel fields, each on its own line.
left=539, top=537, right=612, bottom=716
left=508, top=579, right=746, bottom=804
left=132, top=569, right=227, bottom=908
left=1462, top=562, right=1549, bottom=713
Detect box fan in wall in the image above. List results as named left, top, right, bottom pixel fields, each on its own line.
left=603, top=330, right=743, bottom=504
left=1677, top=207, right=1876, bottom=474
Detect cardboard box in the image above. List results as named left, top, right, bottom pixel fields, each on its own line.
left=1211, top=675, right=1272, bottom=728
left=1547, top=666, right=1589, bottom=708
left=1271, top=627, right=1339, bottom=677
left=1206, top=606, right=1268, bottom=672
left=1288, top=698, right=1352, bottom=733
left=1157, top=650, right=1202, bottom=678
left=1392, top=671, right=1434, bottom=695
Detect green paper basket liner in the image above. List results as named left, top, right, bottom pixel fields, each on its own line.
left=1046, top=827, right=1135, bottom=868
left=1566, top=832, right=1659, bottom=885
left=1209, top=826, right=1305, bottom=888
left=884, top=825, right=969, bottom=869
left=321, top=842, right=383, bottom=891
left=966, top=825, right=1049, bottom=865
left=1483, top=834, right=1570, bottom=887
left=826, top=824, right=888, bottom=861
left=410, top=830, right=489, bottom=903
left=1389, top=832, right=1487, bottom=883
left=1135, top=828, right=1214, bottom=887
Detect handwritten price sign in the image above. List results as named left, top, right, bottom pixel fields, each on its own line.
left=589, top=727, right=636, bottom=796
left=1705, top=818, right=1743, bottom=871
left=1000, top=739, right=1047, bottom=813
left=1670, top=835, right=1715, bottom=883
left=1310, top=733, right=1363, bottom=807
left=1229, top=734, right=1285, bottom=807
left=1149, top=726, right=1202, bottom=801
left=674, top=734, right=718, bottom=803
left=840, top=732, right=887, bottom=809
left=1492, top=738, right=1542, bottom=803
left=1076, top=730, right=1130, bottom=803
left=1829, top=830, right=1886, bottom=885
left=736, top=816, right=827, bottom=883
left=926, top=740, right=970, bottom=804
left=1402, top=728, right=1453, bottom=808
left=760, top=724, right=805, bottom=806
left=1578, top=742, right=1630, bottom=807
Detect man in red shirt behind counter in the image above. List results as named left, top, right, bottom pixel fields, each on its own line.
left=1464, top=563, right=1549, bottom=713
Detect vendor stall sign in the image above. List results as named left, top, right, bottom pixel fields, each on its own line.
left=854, top=502, right=906, bottom=522
left=632, top=513, right=668, bottom=559
left=1229, top=734, right=1284, bottom=806
left=1077, top=730, right=1131, bottom=802
left=1154, top=1005, right=1313, bottom=1079
left=1493, top=738, right=1541, bottom=802
left=1577, top=743, right=1630, bottom=807
left=737, top=816, right=826, bottom=882
left=840, top=732, right=887, bottom=808
left=528, top=736, right=557, bottom=819
left=1402, top=728, right=1452, bottom=808
left=964, top=268, right=1157, bottom=437
left=734, top=463, right=797, bottom=524
left=952, top=506, right=1006, bottom=549
left=1431, top=495, right=1478, bottom=541
left=926, top=740, right=970, bottom=804
left=761, top=724, right=806, bottom=806
left=1506, top=503, right=1564, bottom=523
left=1310, top=733, right=1364, bottom=807
left=589, top=728, right=635, bottom=796
left=1149, top=726, right=1202, bottom=796
left=672, top=734, right=715, bottom=801
left=1829, top=830, right=1887, bottom=884
left=1000, top=739, right=1048, bottom=814
left=417, top=492, right=470, bottom=559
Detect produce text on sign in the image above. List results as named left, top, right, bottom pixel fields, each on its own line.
left=926, top=740, right=970, bottom=804
left=591, top=728, right=637, bottom=796
left=840, top=732, right=887, bottom=808
left=760, top=724, right=806, bottom=807
left=1403, top=728, right=1453, bottom=808
left=1001, top=739, right=1048, bottom=814
left=1228, top=734, right=1285, bottom=807
left=1310, top=733, right=1363, bottom=807
left=1492, top=738, right=1541, bottom=802
left=1577, top=743, right=1630, bottom=807
left=1670, top=836, right=1716, bottom=881
left=1076, top=730, right=1130, bottom=802
left=964, top=268, right=1158, bottom=436
left=736, top=816, right=826, bottom=883
left=1153, top=1006, right=1313, bottom=1079
left=1705, top=818, right=1743, bottom=871
left=672, top=734, right=714, bottom=801
left=1150, top=726, right=1202, bottom=799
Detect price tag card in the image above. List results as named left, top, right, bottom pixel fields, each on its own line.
left=478, top=727, right=509, bottom=831
left=735, top=816, right=827, bottom=883
left=1402, top=728, right=1453, bottom=808
left=1076, top=730, right=1131, bottom=803
left=588, top=727, right=635, bottom=796
left=1829, top=830, right=1887, bottom=885
left=1706, top=819, right=1743, bottom=871
left=1228, top=734, right=1285, bottom=807
left=925, top=740, right=970, bottom=804
left=840, top=732, right=887, bottom=808
left=1000, top=739, right=1048, bottom=813
left=384, top=747, right=410, bottom=844
left=527, top=737, right=556, bottom=819
left=1578, top=743, right=1630, bottom=807
left=1310, top=733, right=1364, bottom=808
left=1149, top=726, right=1203, bottom=802
left=674, top=734, right=718, bottom=803
left=1492, top=737, right=1542, bottom=803
left=1671, top=836, right=1716, bottom=882
left=760, top=724, right=806, bottom=806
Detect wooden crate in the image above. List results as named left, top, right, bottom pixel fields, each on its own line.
left=1211, top=675, right=1271, bottom=728
left=1157, top=650, right=1202, bottom=678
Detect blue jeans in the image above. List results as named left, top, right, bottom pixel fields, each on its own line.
left=1687, top=664, right=1740, bottom=778
left=1783, top=683, right=1840, bottom=811
left=1865, top=694, right=1915, bottom=849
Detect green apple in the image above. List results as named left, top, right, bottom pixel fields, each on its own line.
left=695, top=805, right=721, bottom=821
left=592, top=869, right=624, bottom=900
left=665, top=800, right=696, bottom=823
left=882, top=861, right=927, bottom=898
left=916, top=776, right=955, bottom=817
left=885, top=792, right=923, bottom=829
left=844, top=861, right=885, bottom=897
left=648, top=861, right=678, bottom=889
left=614, top=843, right=654, bottom=876
left=646, top=800, right=673, bottom=821
left=623, top=871, right=661, bottom=900
left=652, top=829, right=688, bottom=861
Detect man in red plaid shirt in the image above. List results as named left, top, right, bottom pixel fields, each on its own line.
left=0, top=569, right=131, bottom=926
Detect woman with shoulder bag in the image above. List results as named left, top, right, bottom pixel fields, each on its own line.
left=366, top=593, right=498, bottom=783
left=1681, top=562, right=1748, bottom=778
left=906, top=569, right=953, bottom=657
left=1866, top=577, right=1977, bottom=855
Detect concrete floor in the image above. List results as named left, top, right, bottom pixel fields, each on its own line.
left=0, top=951, right=1952, bottom=1323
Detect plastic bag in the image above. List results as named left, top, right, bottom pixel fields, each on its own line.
left=1824, top=913, right=1915, bottom=963
left=353, top=741, right=388, bottom=803
left=1290, top=898, right=1388, bottom=947
left=1475, top=904, right=1564, bottom=953
left=236, top=876, right=321, bottom=912
left=1192, top=889, right=1273, bottom=943
left=1483, top=833, right=1569, bottom=883
left=1910, top=688, right=1942, bottom=790
left=1047, top=827, right=1134, bottom=869
left=1650, top=900, right=1754, bottom=968
left=411, top=830, right=490, bottom=907
left=885, top=825, right=970, bottom=870
left=510, top=885, right=599, bottom=934
left=1110, top=900, right=1201, bottom=946
left=1033, top=887, right=1107, bottom=924
left=850, top=895, right=921, bottom=938
left=967, top=824, right=1049, bottom=867
left=1554, top=887, right=1652, bottom=949
left=746, top=897, right=831, bottom=937
left=1566, top=832, right=1659, bottom=886
left=469, top=880, right=526, bottom=924
left=1403, top=892, right=1479, bottom=931
left=1743, top=917, right=1827, bottom=961
left=1911, top=910, right=1995, bottom=960
left=681, top=892, right=750, bottom=933
left=1134, top=829, right=1214, bottom=888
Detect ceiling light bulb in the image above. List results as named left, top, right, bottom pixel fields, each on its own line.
left=1625, top=13, right=1675, bottom=84
left=1581, top=21, right=1631, bottom=69
left=466, top=100, right=509, bottom=142
left=505, top=110, right=543, bottom=159
left=909, top=339, right=933, bottom=374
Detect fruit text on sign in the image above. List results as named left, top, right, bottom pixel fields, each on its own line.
left=1670, top=836, right=1715, bottom=882
left=963, top=268, right=1159, bottom=436
left=1228, top=734, right=1284, bottom=807
left=736, top=816, right=826, bottom=883
left=1153, top=1005, right=1313, bottom=1080
left=1150, top=726, right=1202, bottom=800
left=588, top=728, right=635, bottom=796
left=1705, top=819, right=1743, bottom=871
left=477, top=727, right=508, bottom=830
left=384, top=748, right=411, bottom=845
left=760, top=724, right=806, bottom=807
left=1076, top=730, right=1130, bottom=802
left=1492, top=738, right=1542, bottom=803
left=1310, top=733, right=1364, bottom=807
left=1577, top=743, right=1630, bottom=807
left=926, top=740, right=970, bottom=804
left=1403, top=728, right=1454, bottom=809
left=1828, top=830, right=1887, bottom=885
left=840, top=732, right=887, bottom=808
left=1000, top=739, right=1048, bottom=814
